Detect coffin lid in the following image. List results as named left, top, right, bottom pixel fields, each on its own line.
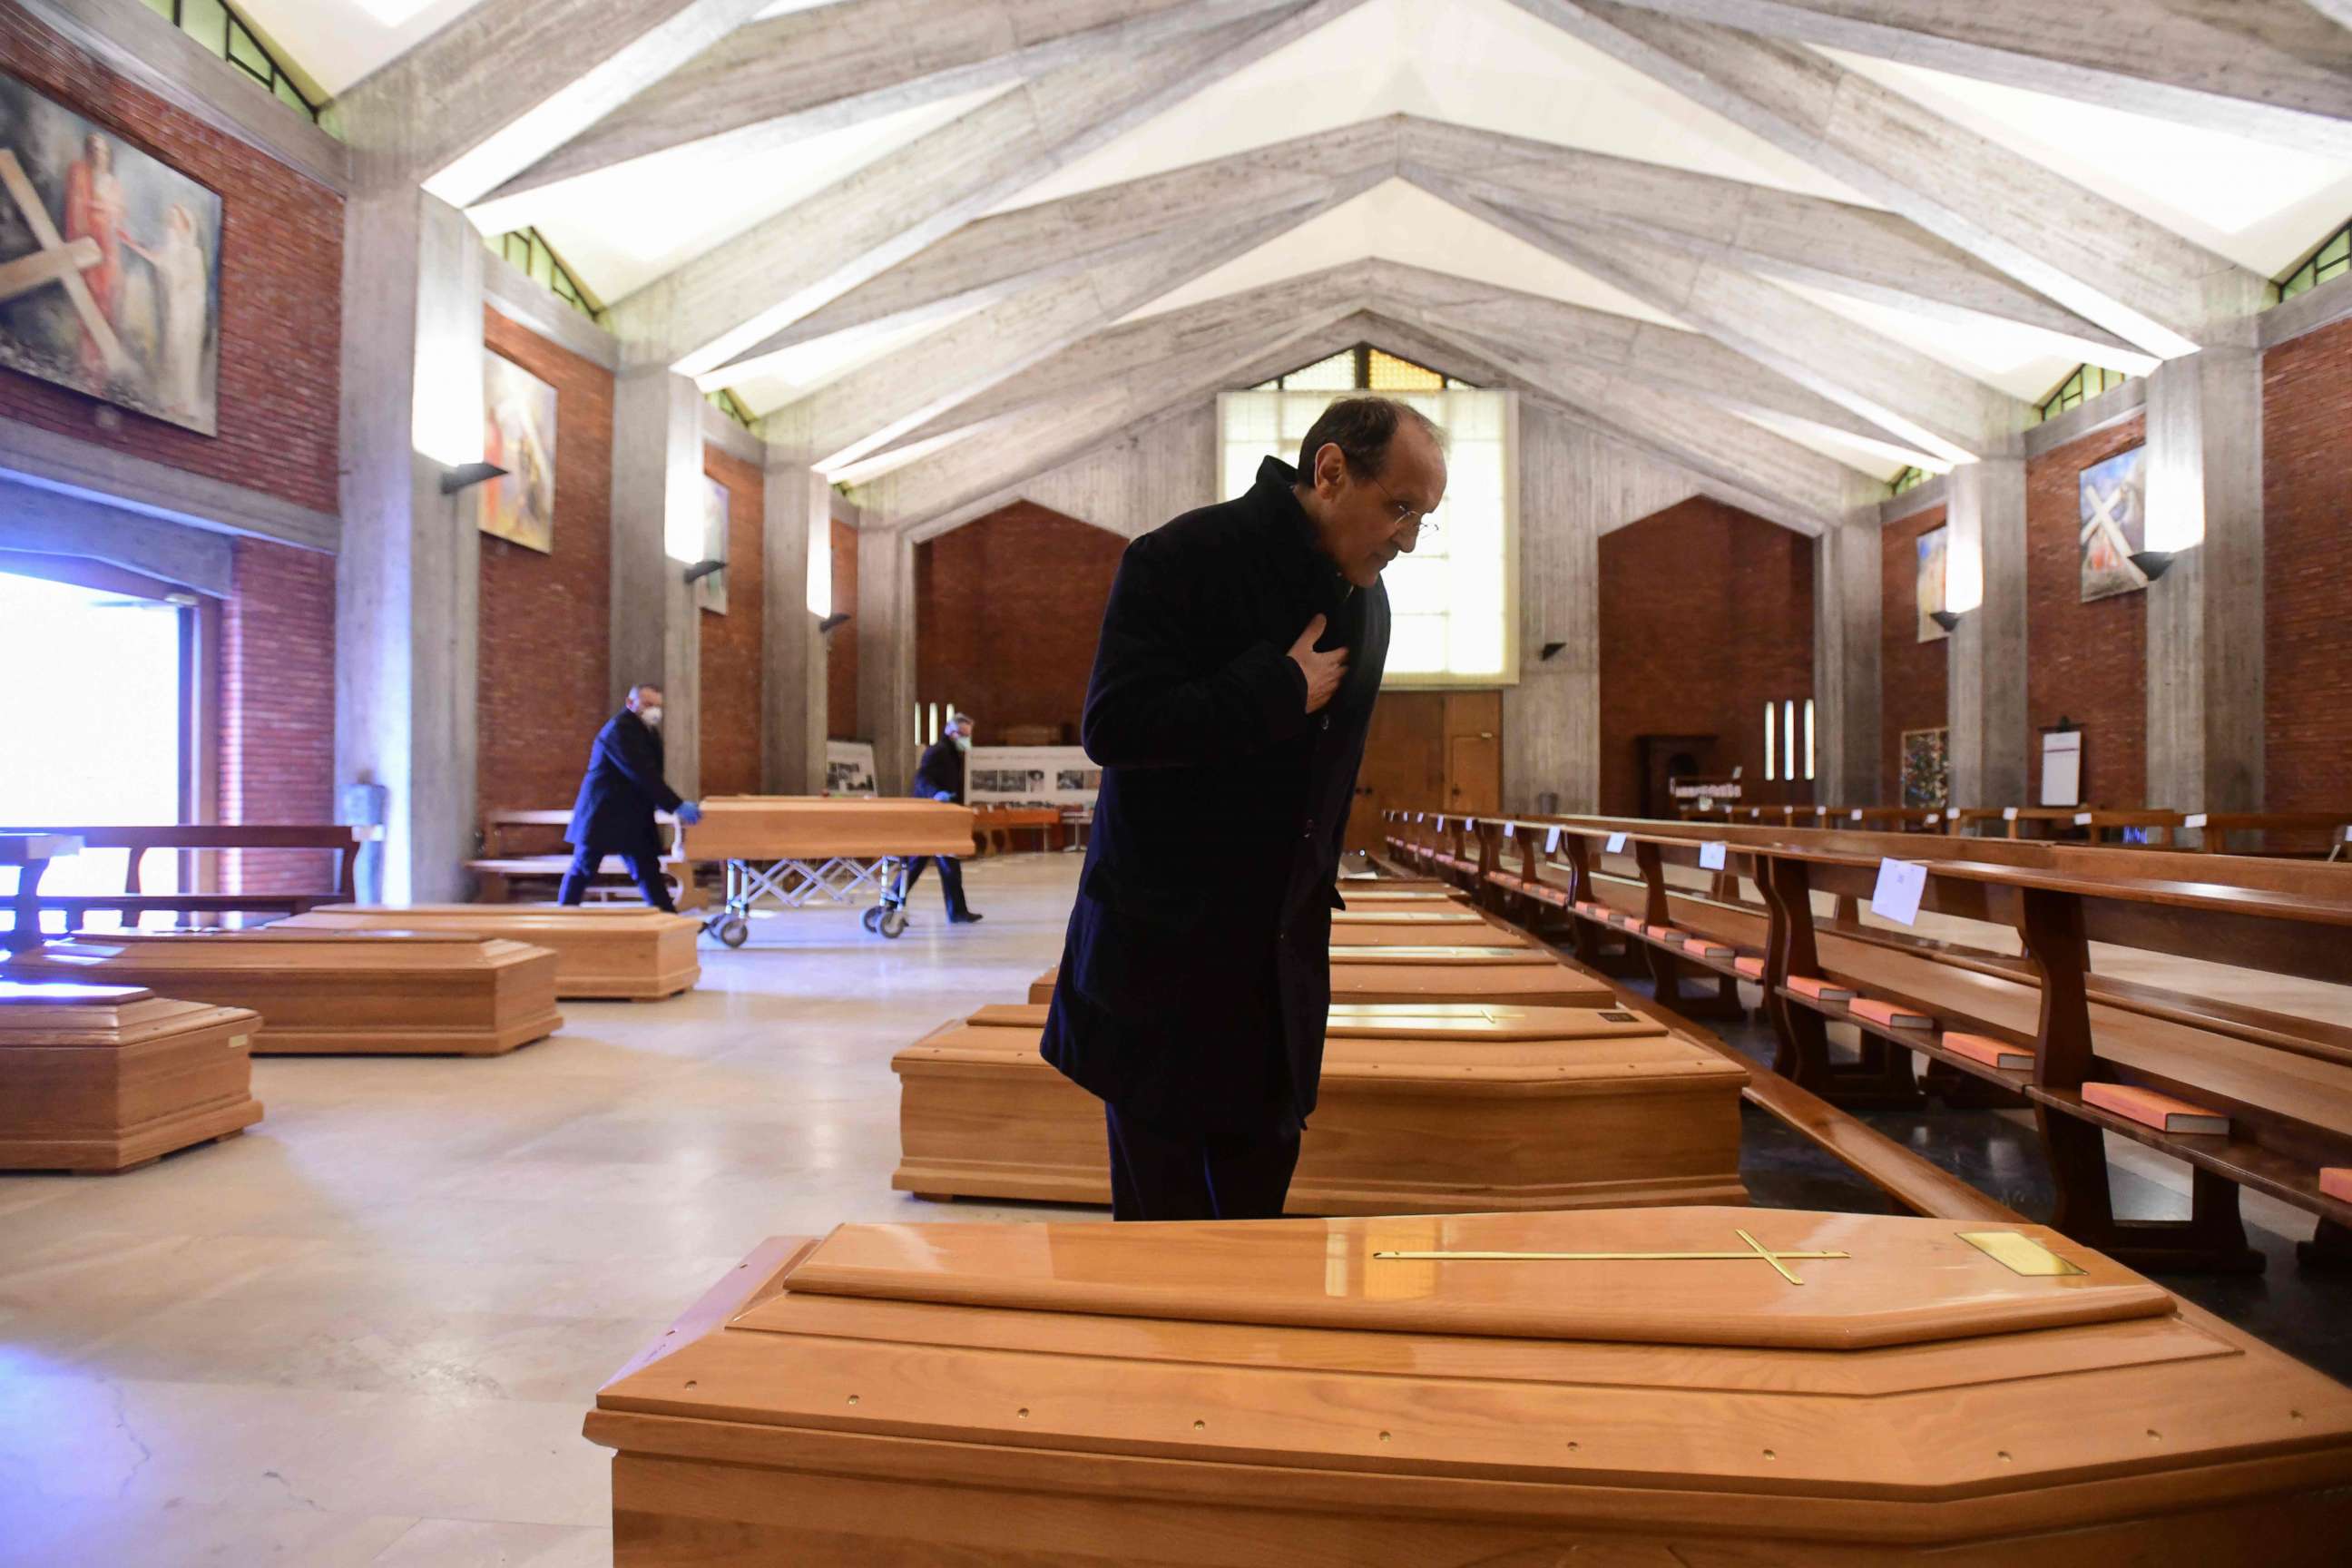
left=1329, top=910, right=1487, bottom=924
left=0, top=980, right=153, bottom=1005
left=761, top=1209, right=2175, bottom=1351
left=1328, top=944, right=1549, bottom=963
left=965, top=1001, right=1663, bottom=1044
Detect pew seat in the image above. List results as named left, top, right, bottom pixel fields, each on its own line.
left=467, top=809, right=703, bottom=910
left=0, top=981, right=262, bottom=1171
left=0, top=930, right=562, bottom=1056
left=895, top=1001, right=1747, bottom=1212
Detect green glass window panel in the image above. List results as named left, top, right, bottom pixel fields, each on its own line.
left=273, top=75, right=309, bottom=115
left=530, top=246, right=557, bottom=290
left=178, top=0, right=229, bottom=51
left=142, top=0, right=174, bottom=20
left=226, top=19, right=270, bottom=77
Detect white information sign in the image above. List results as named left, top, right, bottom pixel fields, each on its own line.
left=1699, top=841, right=1728, bottom=871
left=1605, top=832, right=1629, bottom=854
left=823, top=740, right=877, bottom=797
left=1871, top=858, right=1927, bottom=926
left=2041, top=730, right=2083, bottom=808
left=966, top=746, right=1100, bottom=808
left=1544, top=827, right=1563, bottom=854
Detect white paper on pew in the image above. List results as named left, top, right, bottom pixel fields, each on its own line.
left=2073, top=812, right=2093, bottom=826
left=1871, top=859, right=1927, bottom=926
left=1606, top=832, right=1628, bottom=854
left=1502, top=823, right=1514, bottom=838
left=1436, top=816, right=1446, bottom=830
left=1700, top=842, right=1728, bottom=871
left=1926, top=812, right=1941, bottom=824
left=2004, top=807, right=2019, bottom=820
left=2185, top=812, right=2208, bottom=828
left=1544, top=827, right=1562, bottom=854
left=1850, top=808, right=1864, bottom=821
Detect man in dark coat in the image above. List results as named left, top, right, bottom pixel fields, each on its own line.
left=1041, top=396, right=1447, bottom=1220
left=558, top=683, right=701, bottom=912
left=897, top=710, right=982, bottom=924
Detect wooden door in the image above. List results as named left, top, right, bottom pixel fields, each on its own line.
left=1348, top=692, right=1446, bottom=853
left=1443, top=691, right=1502, bottom=816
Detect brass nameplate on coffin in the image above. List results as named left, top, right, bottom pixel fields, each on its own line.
left=1958, top=1231, right=2086, bottom=1278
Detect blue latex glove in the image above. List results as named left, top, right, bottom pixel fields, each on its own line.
left=933, top=791, right=954, bottom=802
left=678, top=802, right=704, bottom=826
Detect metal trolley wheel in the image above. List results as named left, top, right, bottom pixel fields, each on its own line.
left=861, top=906, right=885, bottom=933
left=879, top=908, right=908, bottom=939
left=716, top=916, right=750, bottom=948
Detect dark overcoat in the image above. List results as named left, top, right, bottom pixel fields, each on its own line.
left=910, top=737, right=967, bottom=803
left=1041, top=456, right=1389, bottom=1140
left=565, top=710, right=683, bottom=859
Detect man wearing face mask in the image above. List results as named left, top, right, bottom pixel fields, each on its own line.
left=895, top=710, right=983, bottom=924
left=557, top=683, right=703, bottom=913
left=1043, top=396, right=1447, bottom=1220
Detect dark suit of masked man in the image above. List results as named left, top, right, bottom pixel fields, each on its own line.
left=1042, top=397, right=1449, bottom=1220
left=559, top=682, right=701, bottom=912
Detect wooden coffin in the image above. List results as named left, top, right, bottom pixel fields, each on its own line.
left=895, top=1001, right=1746, bottom=1212
left=0, top=981, right=262, bottom=1171
left=0, top=931, right=562, bottom=1055
left=1327, top=909, right=1534, bottom=946
left=1029, top=947, right=1616, bottom=1009
left=278, top=905, right=700, bottom=1000
left=1336, top=888, right=1466, bottom=910
left=587, top=1208, right=2352, bottom=1567
left=676, top=797, right=976, bottom=861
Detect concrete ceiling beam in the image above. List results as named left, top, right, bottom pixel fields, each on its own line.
left=605, top=0, right=1369, bottom=375
left=337, top=0, right=769, bottom=202
left=1506, top=0, right=2269, bottom=356
left=470, top=0, right=1304, bottom=232
left=1592, top=0, right=2352, bottom=158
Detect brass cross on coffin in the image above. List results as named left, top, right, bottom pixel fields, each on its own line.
left=1374, top=1227, right=1851, bottom=1286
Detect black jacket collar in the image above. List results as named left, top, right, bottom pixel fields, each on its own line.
left=1251, top=456, right=1354, bottom=615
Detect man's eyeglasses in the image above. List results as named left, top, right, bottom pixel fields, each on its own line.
left=1368, top=474, right=1442, bottom=538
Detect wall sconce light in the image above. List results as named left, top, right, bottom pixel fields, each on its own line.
left=439, top=461, right=508, bottom=496
left=1539, top=641, right=1566, bottom=661
left=682, top=558, right=727, bottom=586
left=818, top=612, right=853, bottom=634
left=1927, top=608, right=1964, bottom=632
left=2129, top=550, right=2178, bottom=582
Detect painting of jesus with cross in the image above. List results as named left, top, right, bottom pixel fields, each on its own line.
left=2078, top=443, right=2150, bottom=603
left=0, top=70, right=222, bottom=436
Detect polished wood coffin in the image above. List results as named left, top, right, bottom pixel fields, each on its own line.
left=1328, top=908, right=1534, bottom=946
left=0, top=981, right=262, bottom=1171
left=278, top=905, right=700, bottom=1000
left=674, top=797, right=976, bottom=861
left=0, top=931, right=562, bottom=1055
left=1030, top=947, right=1616, bottom=1008
left=587, top=1207, right=2352, bottom=1566
left=895, top=1001, right=1746, bottom=1211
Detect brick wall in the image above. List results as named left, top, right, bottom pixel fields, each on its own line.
left=0, top=8, right=342, bottom=514
left=217, top=538, right=334, bottom=892
left=475, top=309, right=613, bottom=815
left=914, top=500, right=1126, bottom=745
left=699, top=444, right=765, bottom=795
left=1879, top=504, right=1950, bottom=801
left=2025, top=415, right=2148, bottom=807
left=828, top=515, right=859, bottom=740
left=2264, top=314, right=2352, bottom=812
left=1597, top=496, right=1815, bottom=816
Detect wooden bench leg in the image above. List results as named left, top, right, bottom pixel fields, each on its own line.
left=2296, top=1218, right=2352, bottom=1275
left=2042, top=1111, right=2264, bottom=1274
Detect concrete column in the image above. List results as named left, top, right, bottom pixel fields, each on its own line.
left=1812, top=494, right=1884, bottom=808
left=2144, top=348, right=2264, bottom=811
left=1945, top=456, right=2029, bottom=808
left=760, top=456, right=829, bottom=794
left=334, top=187, right=482, bottom=902
left=609, top=366, right=705, bottom=801
left=858, top=526, right=915, bottom=792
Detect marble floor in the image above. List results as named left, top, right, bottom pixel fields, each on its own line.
left=3, top=852, right=2346, bottom=1565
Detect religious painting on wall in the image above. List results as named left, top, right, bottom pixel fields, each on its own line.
left=0, top=72, right=222, bottom=436
left=1914, top=524, right=1949, bottom=643
left=480, top=353, right=557, bottom=552
left=1900, top=727, right=1949, bottom=809
left=2078, top=444, right=2149, bottom=602
left=697, top=475, right=730, bottom=614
